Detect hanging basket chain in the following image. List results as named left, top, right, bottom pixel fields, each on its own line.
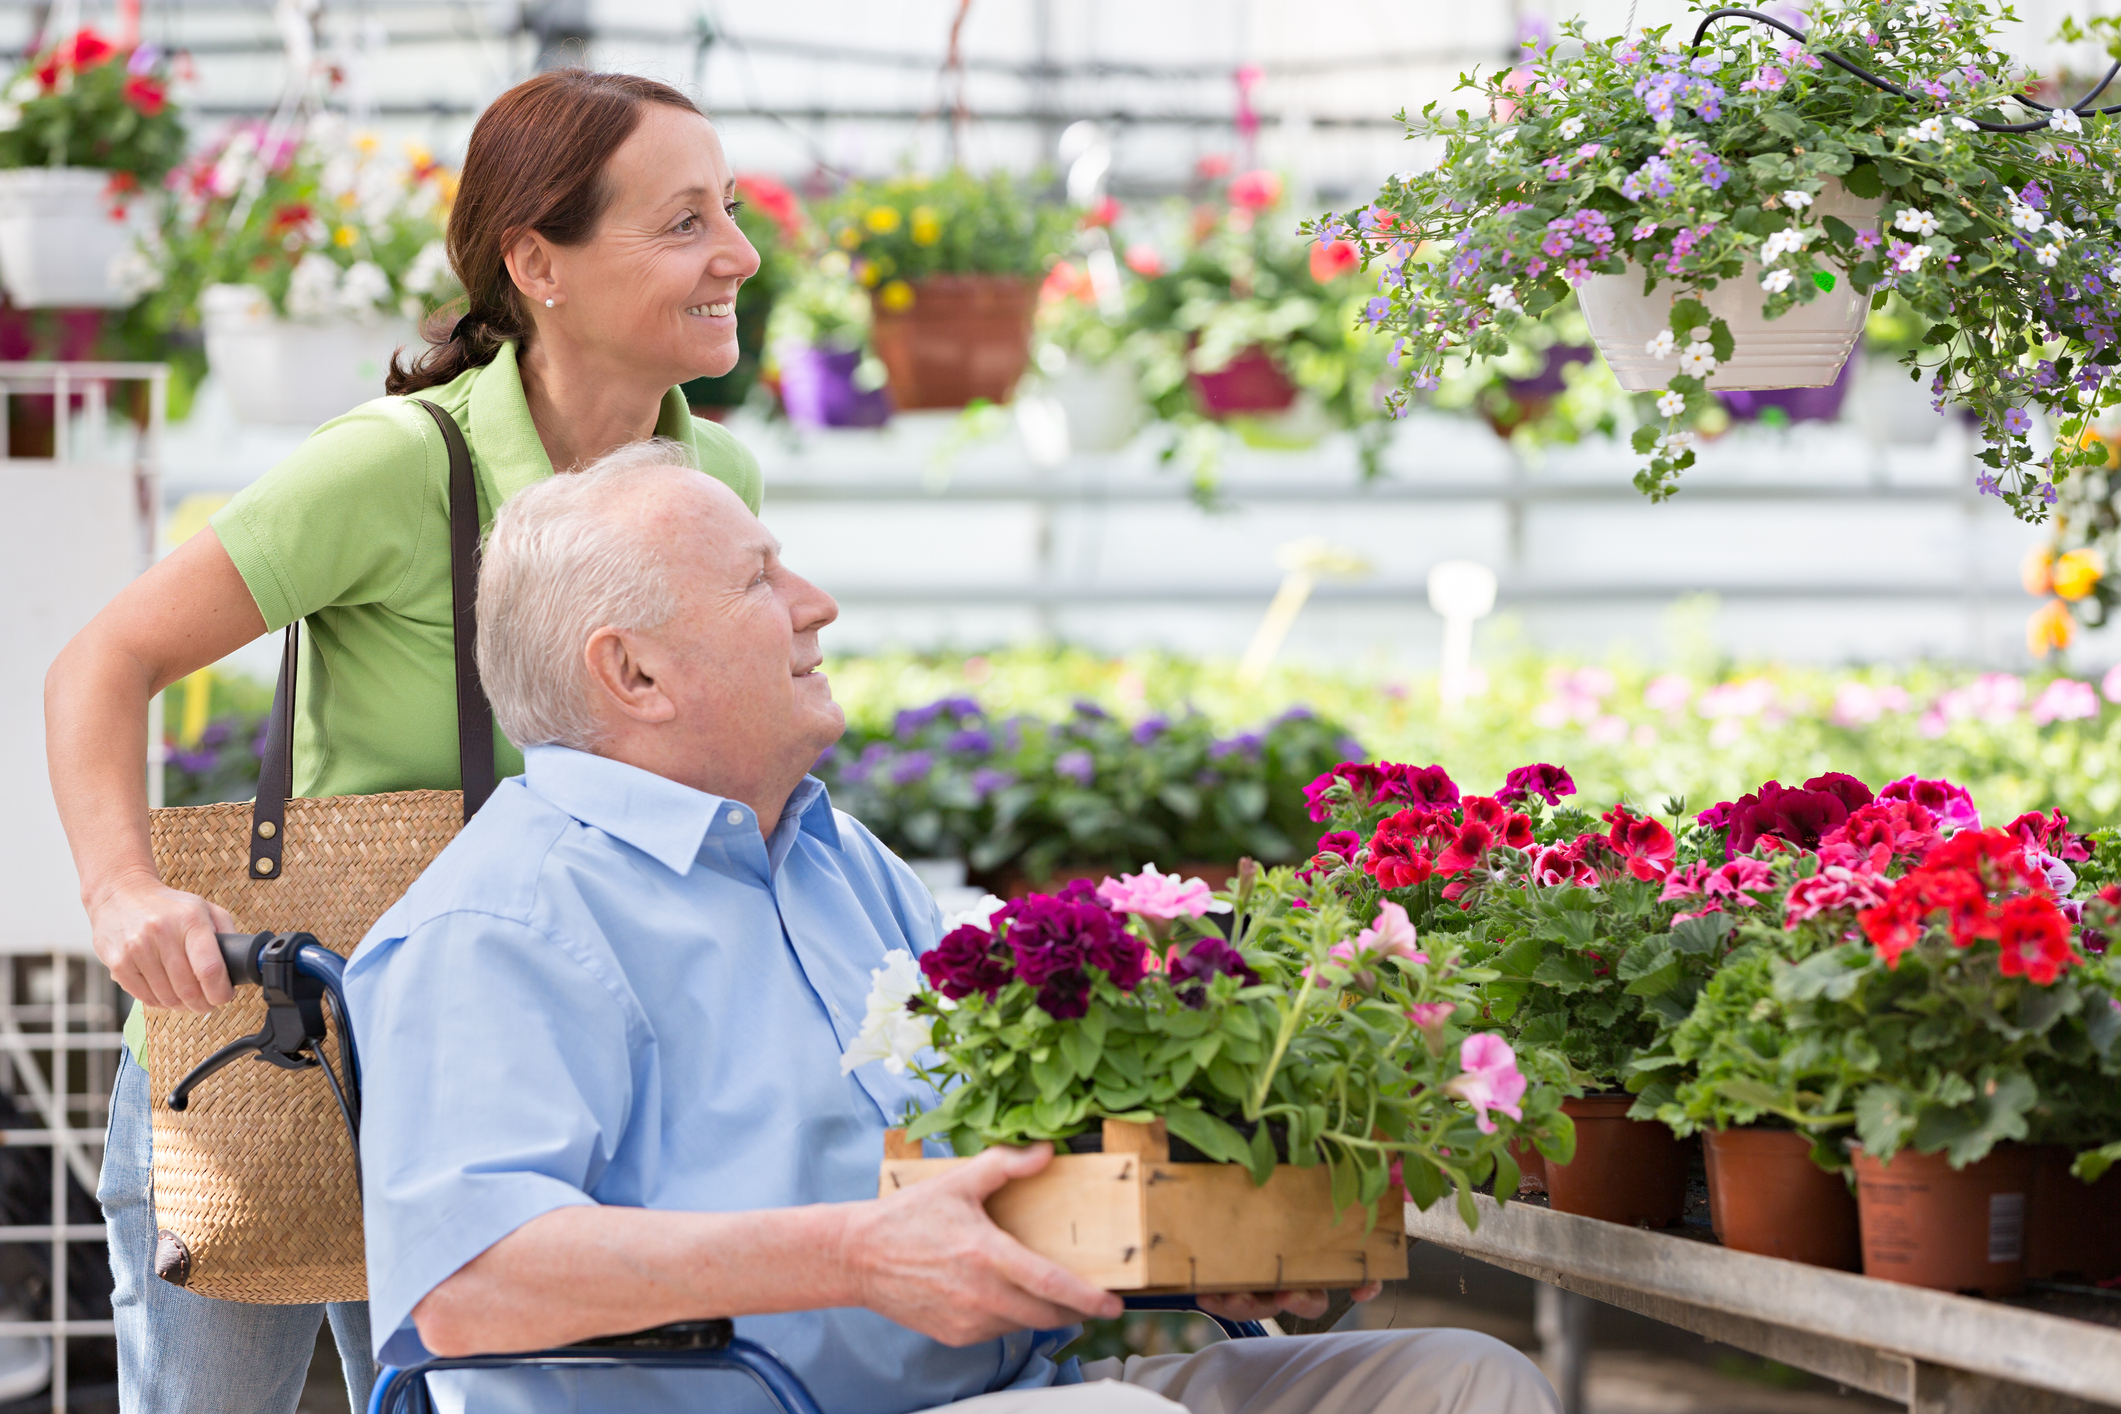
left=1688, top=6, right=2119, bottom=134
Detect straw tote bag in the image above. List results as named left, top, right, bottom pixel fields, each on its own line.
left=145, top=398, right=495, bottom=1304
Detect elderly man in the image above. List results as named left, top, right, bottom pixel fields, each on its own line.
left=347, top=439, right=1558, bottom=1414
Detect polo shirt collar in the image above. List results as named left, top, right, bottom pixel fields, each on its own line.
left=466, top=341, right=705, bottom=513
left=522, top=745, right=840, bottom=875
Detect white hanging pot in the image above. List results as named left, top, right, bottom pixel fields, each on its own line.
left=200, top=284, right=420, bottom=427
left=0, top=167, right=155, bottom=309
left=1579, top=182, right=1885, bottom=392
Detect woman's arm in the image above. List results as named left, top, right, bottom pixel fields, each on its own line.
left=45, top=529, right=268, bottom=1011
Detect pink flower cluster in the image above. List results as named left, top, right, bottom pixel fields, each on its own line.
left=1096, top=864, right=1233, bottom=920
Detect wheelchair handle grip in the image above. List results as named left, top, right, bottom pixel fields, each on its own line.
left=215, top=931, right=273, bottom=988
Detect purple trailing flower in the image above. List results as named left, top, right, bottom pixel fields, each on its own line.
left=1362, top=296, right=1390, bottom=323
left=1055, top=749, right=1095, bottom=786
left=2020, top=182, right=2049, bottom=211
left=1497, top=763, right=1577, bottom=807
left=1132, top=716, right=1169, bottom=746
left=970, top=767, right=1015, bottom=799
left=1689, top=149, right=1728, bottom=189
left=1167, top=936, right=1259, bottom=1009
left=2003, top=407, right=2034, bottom=435
left=945, top=728, right=993, bottom=754
left=890, top=751, right=936, bottom=786
left=1620, top=156, right=1675, bottom=201
left=894, top=697, right=981, bottom=738
left=1209, top=732, right=1263, bottom=762
left=1071, top=700, right=1110, bottom=721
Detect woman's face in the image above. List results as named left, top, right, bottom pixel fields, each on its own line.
left=538, top=105, right=759, bottom=384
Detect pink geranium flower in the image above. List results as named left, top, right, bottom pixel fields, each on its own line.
left=1446, top=1034, right=1527, bottom=1134
left=1095, top=864, right=1233, bottom=920
left=1783, top=865, right=1892, bottom=925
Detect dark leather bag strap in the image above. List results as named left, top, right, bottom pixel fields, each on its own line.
left=247, top=398, right=494, bottom=881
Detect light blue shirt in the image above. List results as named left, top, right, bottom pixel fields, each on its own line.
left=347, top=745, right=1078, bottom=1413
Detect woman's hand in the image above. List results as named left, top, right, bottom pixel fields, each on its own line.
left=88, top=871, right=236, bottom=1012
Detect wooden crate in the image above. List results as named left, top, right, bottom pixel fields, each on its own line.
left=878, top=1118, right=1407, bottom=1293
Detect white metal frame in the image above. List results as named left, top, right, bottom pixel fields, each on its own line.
left=0, top=361, right=167, bottom=1412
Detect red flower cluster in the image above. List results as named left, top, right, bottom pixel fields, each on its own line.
left=2004, top=809, right=2092, bottom=864
left=1701, top=774, right=1874, bottom=855
left=1857, top=828, right=2077, bottom=982
left=1364, top=806, right=1458, bottom=888
left=123, top=73, right=165, bottom=116
left=1436, top=796, right=1535, bottom=900
left=1816, top=798, right=1941, bottom=873
left=1303, top=760, right=1460, bottom=822
left=1603, top=805, right=1675, bottom=882
left=919, top=881, right=1147, bottom=1019
left=36, top=28, right=115, bottom=89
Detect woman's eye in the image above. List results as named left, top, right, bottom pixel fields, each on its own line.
left=727, top=199, right=747, bottom=219
left=675, top=212, right=698, bottom=233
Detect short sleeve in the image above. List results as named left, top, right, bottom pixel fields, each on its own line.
left=208, top=399, right=445, bottom=631
left=348, top=909, right=633, bottom=1365
left=691, top=415, right=764, bottom=515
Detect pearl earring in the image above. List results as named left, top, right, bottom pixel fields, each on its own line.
left=544, top=297, right=555, bottom=308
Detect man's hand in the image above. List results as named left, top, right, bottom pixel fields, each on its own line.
left=1197, top=1281, right=1384, bottom=1324
left=88, top=871, right=235, bottom=1013
left=842, top=1143, right=1122, bottom=1346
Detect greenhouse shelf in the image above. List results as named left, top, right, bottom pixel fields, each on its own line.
left=1406, top=1195, right=2121, bottom=1414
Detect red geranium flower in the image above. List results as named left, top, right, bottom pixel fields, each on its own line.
left=1365, top=806, right=1456, bottom=889
left=60, top=29, right=115, bottom=68
left=1308, top=239, right=1359, bottom=282
left=1603, top=804, right=1675, bottom=881
left=1993, top=895, right=2076, bottom=985
left=735, top=173, right=803, bottom=244
left=122, top=74, right=165, bottom=116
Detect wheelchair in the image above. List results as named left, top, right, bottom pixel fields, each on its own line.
left=169, top=935, right=1269, bottom=1414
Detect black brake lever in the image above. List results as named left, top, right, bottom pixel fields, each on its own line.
left=166, top=932, right=329, bottom=1112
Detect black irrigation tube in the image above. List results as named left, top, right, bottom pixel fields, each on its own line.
left=1689, top=6, right=2119, bottom=133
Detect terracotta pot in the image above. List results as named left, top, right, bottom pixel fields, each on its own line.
left=1704, top=1128, right=1861, bottom=1269
left=1544, top=1095, right=1688, bottom=1228
left=1853, top=1144, right=2035, bottom=1296
left=1190, top=346, right=1297, bottom=417
left=868, top=275, right=1037, bottom=409
left=2028, top=1145, right=2121, bottom=1283
left=1508, top=1140, right=1548, bottom=1195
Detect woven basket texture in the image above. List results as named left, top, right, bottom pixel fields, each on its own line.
left=146, top=790, right=463, bottom=1304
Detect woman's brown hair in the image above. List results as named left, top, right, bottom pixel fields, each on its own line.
left=387, top=69, right=701, bottom=395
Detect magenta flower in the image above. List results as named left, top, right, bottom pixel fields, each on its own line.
left=1447, top=1034, right=1527, bottom=1134
left=1096, top=864, right=1233, bottom=920
left=1878, top=775, right=1981, bottom=832
left=1497, top=763, right=1576, bottom=807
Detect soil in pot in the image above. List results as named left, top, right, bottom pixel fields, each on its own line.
left=1507, top=1139, right=1548, bottom=1196
left=2027, top=1144, right=2121, bottom=1283
left=1544, top=1094, right=1688, bottom=1228
left=1704, top=1127, right=1860, bottom=1269
left=868, top=275, right=1037, bottom=409
left=1852, top=1143, right=2034, bottom=1296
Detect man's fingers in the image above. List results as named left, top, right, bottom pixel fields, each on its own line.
left=1277, top=1288, right=1330, bottom=1320
left=1351, top=1280, right=1384, bottom=1303
left=953, top=1142, right=1054, bottom=1199
left=183, top=919, right=233, bottom=1008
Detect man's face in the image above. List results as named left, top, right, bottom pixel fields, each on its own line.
left=619, top=473, right=843, bottom=794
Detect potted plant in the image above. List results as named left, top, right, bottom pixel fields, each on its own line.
left=1331, top=0, right=2121, bottom=520
left=0, top=29, right=183, bottom=307
left=769, top=255, right=891, bottom=429
left=681, top=174, right=801, bottom=419
left=826, top=169, right=1071, bottom=410
left=849, top=863, right=1571, bottom=1287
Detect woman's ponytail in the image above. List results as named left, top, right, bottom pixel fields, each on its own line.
left=383, top=69, right=702, bottom=397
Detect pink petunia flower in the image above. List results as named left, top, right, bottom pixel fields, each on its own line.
left=1329, top=900, right=1428, bottom=984
left=1447, top=1034, right=1527, bottom=1134
left=1406, top=1002, right=1455, bottom=1033
left=1096, top=864, right=1234, bottom=920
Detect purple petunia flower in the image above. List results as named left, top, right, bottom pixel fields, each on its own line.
left=1132, top=716, right=1169, bottom=746
left=970, top=766, right=1015, bottom=799
left=1055, top=749, right=1095, bottom=785
left=945, top=728, right=993, bottom=754
left=1167, top=936, right=1259, bottom=1009
left=890, top=751, right=935, bottom=786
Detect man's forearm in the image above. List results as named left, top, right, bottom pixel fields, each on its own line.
left=412, top=1201, right=861, bottom=1356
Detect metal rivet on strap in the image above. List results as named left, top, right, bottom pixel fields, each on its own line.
left=253, top=857, right=275, bottom=875
left=256, top=821, right=276, bottom=839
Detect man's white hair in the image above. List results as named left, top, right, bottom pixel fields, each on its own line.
left=476, top=439, right=693, bottom=750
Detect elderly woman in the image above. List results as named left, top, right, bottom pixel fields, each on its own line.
left=44, top=70, right=761, bottom=1414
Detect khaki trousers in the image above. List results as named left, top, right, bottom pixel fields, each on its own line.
left=930, top=1329, right=1560, bottom=1414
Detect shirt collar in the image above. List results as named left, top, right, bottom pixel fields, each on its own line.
left=522, top=745, right=839, bottom=875
left=465, top=341, right=706, bottom=513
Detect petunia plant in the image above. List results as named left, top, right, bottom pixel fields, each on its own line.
left=1322, top=0, right=2121, bottom=521
left=0, top=29, right=184, bottom=185
left=845, top=862, right=1573, bottom=1228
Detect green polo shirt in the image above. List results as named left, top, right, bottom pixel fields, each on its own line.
left=127, top=341, right=763, bottom=1061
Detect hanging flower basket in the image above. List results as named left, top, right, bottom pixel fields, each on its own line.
left=0, top=167, right=152, bottom=308
left=1191, top=346, right=1299, bottom=417
left=868, top=275, right=1039, bottom=409
left=200, top=284, right=415, bottom=427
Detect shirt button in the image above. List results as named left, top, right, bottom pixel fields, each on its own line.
left=726, top=810, right=744, bottom=826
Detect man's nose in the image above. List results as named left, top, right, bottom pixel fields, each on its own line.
left=788, top=572, right=838, bottom=634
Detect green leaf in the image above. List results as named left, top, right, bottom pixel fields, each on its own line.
left=1162, top=1105, right=1252, bottom=1165
left=1821, top=215, right=1855, bottom=244
left=1874, top=157, right=1910, bottom=187
left=1031, top=1050, right=1073, bottom=1102
left=1329, top=1150, right=1358, bottom=1215
left=1708, top=320, right=1736, bottom=364
left=1246, top=1119, right=1278, bottom=1185
left=1492, top=1148, right=1522, bottom=1201
left=1400, top=1154, right=1448, bottom=1210
left=1842, top=163, right=1882, bottom=199
left=1811, top=271, right=1837, bottom=293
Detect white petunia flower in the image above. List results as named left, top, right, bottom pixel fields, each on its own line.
left=1761, top=268, right=1795, bottom=293
left=338, top=260, right=393, bottom=315
left=2009, top=203, right=2045, bottom=233
left=839, top=949, right=934, bottom=1076
left=940, top=894, right=1008, bottom=935
left=1895, top=208, right=1940, bottom=237
left=1487, top=283, right=1523, bottom=312
left=402, top=240, right=454, bottom=296
left=1781, top=189, right=1814, bottom=210
left=1952, top=116, right=1981, bottom=132
left=1656, top=390, right=1687, bottom=416
left=284, top=254, right=342, bottom=321
left=1907, top=117, right=1947, bottom=143
left=2051, top=107, right=2084, bottom=135
left=1558, top=115, right=1585, bottom=139
left=2036, top=243, right=2061, bottom=267
left=1646, top=328, right=1678, bottom=359
left=1678, top=340, right=1719, bottom=377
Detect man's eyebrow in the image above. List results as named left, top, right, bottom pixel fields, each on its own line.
left=741, top=537, right=783, bottom=561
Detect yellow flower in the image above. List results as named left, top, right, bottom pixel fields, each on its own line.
left=2052, top=548, right=2105, bottom=601
left=857, top=261, right=883, bottom=288
left=879, top=279, right=915, bottom=312
left=909, top=206, right=941, bottom=246
left=837, top=224, right=863, bottom=250
left=2028, top=599, right=2076, bottom=657
left=403, top=140, right=432, bottom=167
left=864, top=205, right=902, bottom=235
left=2021, top=547, right=2053, bottom=596
left=355, top=132, right=380, bottom=154
left=333, top=225, right=358, bottom=248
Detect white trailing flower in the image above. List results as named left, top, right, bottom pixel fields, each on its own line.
left=1760, top=228, right=1806, bottom=262
left=1898, top=244, right=1932, bottom=273
left=1678, top=341, right=1718, bottom=377
left=839, top=949, right=933, bottom=1076
left=2008, top=203, right=2045, bottom=233
left=107, top=245, right=162, bottom=300
left=2036, top=242, right=2062, bottom=267
left=1781, top=189, right=1814, bottom=210
left=1656, top=390, right=1687, bottom=416
left=0, top=104, right=20, bottom=133
left=1487, top=283, right=1523, bottom=313
left=1558, top=115, right=1585, bottom=139
left=1645, top=328, right=1678, bottom=359
left=1952, top=116, right=1981, bottom=132
left=4, top=76, right=36, bottom=104
left=284, top=253, right=342, bottom=321
left=1659, top=429, right=1696, bottom=454
left=2046, top=221, right=2077, bottom=243
left=2051, top=107, right=2084, bottom=135
left=1761, top=268, right=1796, bottom=293
left=1894, top=208, right=1940, bottom=237
left=338, top=260, right=393, bottom=315
left=1907, top=116, right=1948, bottom=143
left=402, top=239, right=453, bottom=296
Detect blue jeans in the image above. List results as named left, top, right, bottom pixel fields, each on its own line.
left=99, top=1050, right=374, bottom=1414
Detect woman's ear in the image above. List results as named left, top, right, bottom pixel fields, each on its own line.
left=584, top=627, right=676, bottom=727
left=503, top=230, right=561, bottom=310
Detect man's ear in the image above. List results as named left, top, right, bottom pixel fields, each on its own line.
left=584, top=627, right=677, bottom=726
